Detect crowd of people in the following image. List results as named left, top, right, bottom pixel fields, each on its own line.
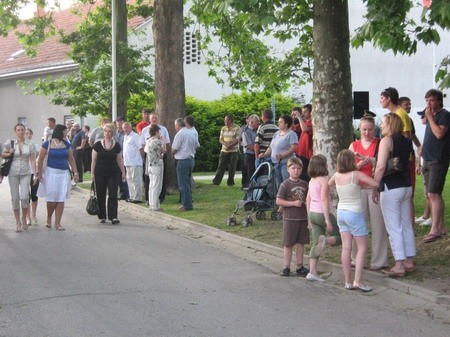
left=0, top=88, right=448, bottom=291
left=0, top=110, right=200, bottom=230
left=273, top=88, right=448, bottom=291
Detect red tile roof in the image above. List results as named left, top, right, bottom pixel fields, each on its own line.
left=0, top=1, right=149, bottom=77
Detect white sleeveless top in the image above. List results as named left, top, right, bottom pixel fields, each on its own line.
left=336, top=171, right=362, bottom=213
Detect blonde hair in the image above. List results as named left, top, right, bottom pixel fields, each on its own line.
left=383, top=112, right=403, bottom=136
left=287, top=157, right=303, bottom=168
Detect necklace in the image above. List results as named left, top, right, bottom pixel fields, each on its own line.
left=52, top=139, right=64, bottom=148
left=102, top=138, right=114, bottom=150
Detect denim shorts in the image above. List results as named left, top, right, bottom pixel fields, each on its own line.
left=337, top=209, right=368, bottom=237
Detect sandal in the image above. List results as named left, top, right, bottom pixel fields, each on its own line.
left=423, top=233, right=442, bottom=243
left=353, top=282, right=373, bottom=292
left=46, top=224, right=52, bottom=229
left=381, top=268, right=405, bottom=277
left=55, top=226, right=66, bottom=231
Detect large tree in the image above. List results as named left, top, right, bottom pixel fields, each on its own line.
left=153, top=0, right=185, bottom=191
left=191, top=0, right=450, bottom=169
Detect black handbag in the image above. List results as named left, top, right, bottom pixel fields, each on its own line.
left=86, top=182, right=99, bottom=215
left=0, top=140, right=15, bottom=176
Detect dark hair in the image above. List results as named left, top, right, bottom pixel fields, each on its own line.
left=303, top=104, right=312, bottom=112
left=381, top=87, right=399, bottom=105
left=83, top=125, right=90, bottom=131
left=292, top=107, right=302, bottom=114
left=425, top=89, right=444, bottom=108
left=14, top=123, right=25, bottom=131
left=149, top=124, right=160, bottom=137
left=47, top=117, right=56, bottom=123
left=279, top=114, right=293, bottom=128
left=185, top=115, right=195, bottom=127
left=336, top=149, right=357, bottom=173
left=142, top=108, right=151, bottom=114
left=262, top=109, right=274, bottom=121
left=52, top=124, right=67, bottom=141
left=398, top=96, right=411, bottom=105
left=308, top=154, right=328, bottom=178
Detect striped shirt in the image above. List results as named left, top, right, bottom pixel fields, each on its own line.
left=220, top=125, right=241, bottom=153
left=255, top=122, right=279, bottom=152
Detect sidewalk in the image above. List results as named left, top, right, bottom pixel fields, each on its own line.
left=72, top=185, right=450, bottom=311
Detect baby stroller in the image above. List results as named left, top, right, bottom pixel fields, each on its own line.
left=226, top=161, right=282, bottom=227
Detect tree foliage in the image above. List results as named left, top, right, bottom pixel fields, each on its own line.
left=353, top=0, right=450, bottom=89
left=190, top=0, right=314, bottom=93
left=2, top=0, right=154, bottom=116
left=191, top=0, right=450, bottom=91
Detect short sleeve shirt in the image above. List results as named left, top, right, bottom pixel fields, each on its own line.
left=277, top=178, right=308, bottom=221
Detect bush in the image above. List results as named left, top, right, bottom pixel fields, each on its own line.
left=127, top=91, right=301, bottom=171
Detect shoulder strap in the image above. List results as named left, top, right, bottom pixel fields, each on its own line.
left=90, top=182, right=96, bottom=195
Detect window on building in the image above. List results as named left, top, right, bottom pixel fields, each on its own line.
left=184, top=31, right=201, bottom=65
left=18, top=117, right=27, bottom=126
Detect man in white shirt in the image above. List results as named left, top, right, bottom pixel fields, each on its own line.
left=172, top=116, right=200, bottom=211
left=43, top=117, right=56, bottom=142
left=140, top=112, right=171, bottom=204
left=123, top=122, right=143, bottom=203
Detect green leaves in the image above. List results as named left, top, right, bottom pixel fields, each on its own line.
left=354, top=0, right=450, bottom=87
left=191, top=0, right=313, bottom=93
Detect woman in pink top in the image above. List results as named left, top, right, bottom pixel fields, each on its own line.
left=349, top=113, right=389, bottom=270
left=305, top=154, right=341, bottom=282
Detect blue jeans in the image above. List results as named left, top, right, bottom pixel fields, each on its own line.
left=274, top=160, right=289, bottom=191
left=177, top=158, right=195, bottom=210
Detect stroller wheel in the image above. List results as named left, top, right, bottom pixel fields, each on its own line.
left=241, top=215, right=253, bottom=227
left=271, top=210, right=283, bottom=221
left=256, top=210, right=266, bottom=220
left=226, top=215, right=237, bottom=226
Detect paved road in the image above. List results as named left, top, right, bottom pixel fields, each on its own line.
left=0, top=179, right=448, bottom=337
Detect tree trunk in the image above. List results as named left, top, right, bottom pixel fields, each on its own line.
left=116, top=0, right=128, bottom=118
left=153, top=0, right=185, bottom=192
left=312, top=0, right=353, bottom=172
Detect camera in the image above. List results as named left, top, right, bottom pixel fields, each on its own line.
left=417, top=109, right=425, bottom=116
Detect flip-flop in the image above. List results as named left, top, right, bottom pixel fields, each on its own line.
left=423, top=233, right=441, bottom=243
left=55, top=227, right=65, bottom=231
left=381, top=269, right=405, bottom=277
left=46, top=224, right=52, bottom=229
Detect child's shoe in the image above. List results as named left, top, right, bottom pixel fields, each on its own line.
left=306, top=272, right=324, bottom=282
left=296, top=266, right=309, bottom=277
left=280, top=267, right=290, bottom=276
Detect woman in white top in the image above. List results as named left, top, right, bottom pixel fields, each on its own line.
left=2, top=124, right=37, bottom=232
left=329, top=149, right=379, bottom=292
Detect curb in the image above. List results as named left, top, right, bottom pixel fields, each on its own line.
left=74, top=187, right=450, bottom=308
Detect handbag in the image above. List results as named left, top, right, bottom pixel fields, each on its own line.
left=0, top=140, right=15, bottom=176
left=86, top=182, right=99, bottom=215
left=384, top=152, right=403, bottom=177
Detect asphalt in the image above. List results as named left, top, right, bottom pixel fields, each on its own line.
left=72, top=181, right=450, bottom=309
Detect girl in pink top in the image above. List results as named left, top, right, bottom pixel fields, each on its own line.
left=305, top=155, right=341, bottom=282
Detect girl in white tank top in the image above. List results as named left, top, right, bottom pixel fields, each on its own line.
left=329, top=150, right=379, bottom=292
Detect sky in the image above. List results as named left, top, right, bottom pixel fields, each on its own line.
left=20, top=0, right=75, bottom=19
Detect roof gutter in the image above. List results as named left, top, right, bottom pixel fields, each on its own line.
left=0, top=63, right=79, bottom=80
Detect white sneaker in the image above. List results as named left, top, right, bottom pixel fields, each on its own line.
left=306, top=272, right=325, bottom=282
left=419, top=218, right=432, bottom=226
left=415, top=216, right=427, bottom=224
